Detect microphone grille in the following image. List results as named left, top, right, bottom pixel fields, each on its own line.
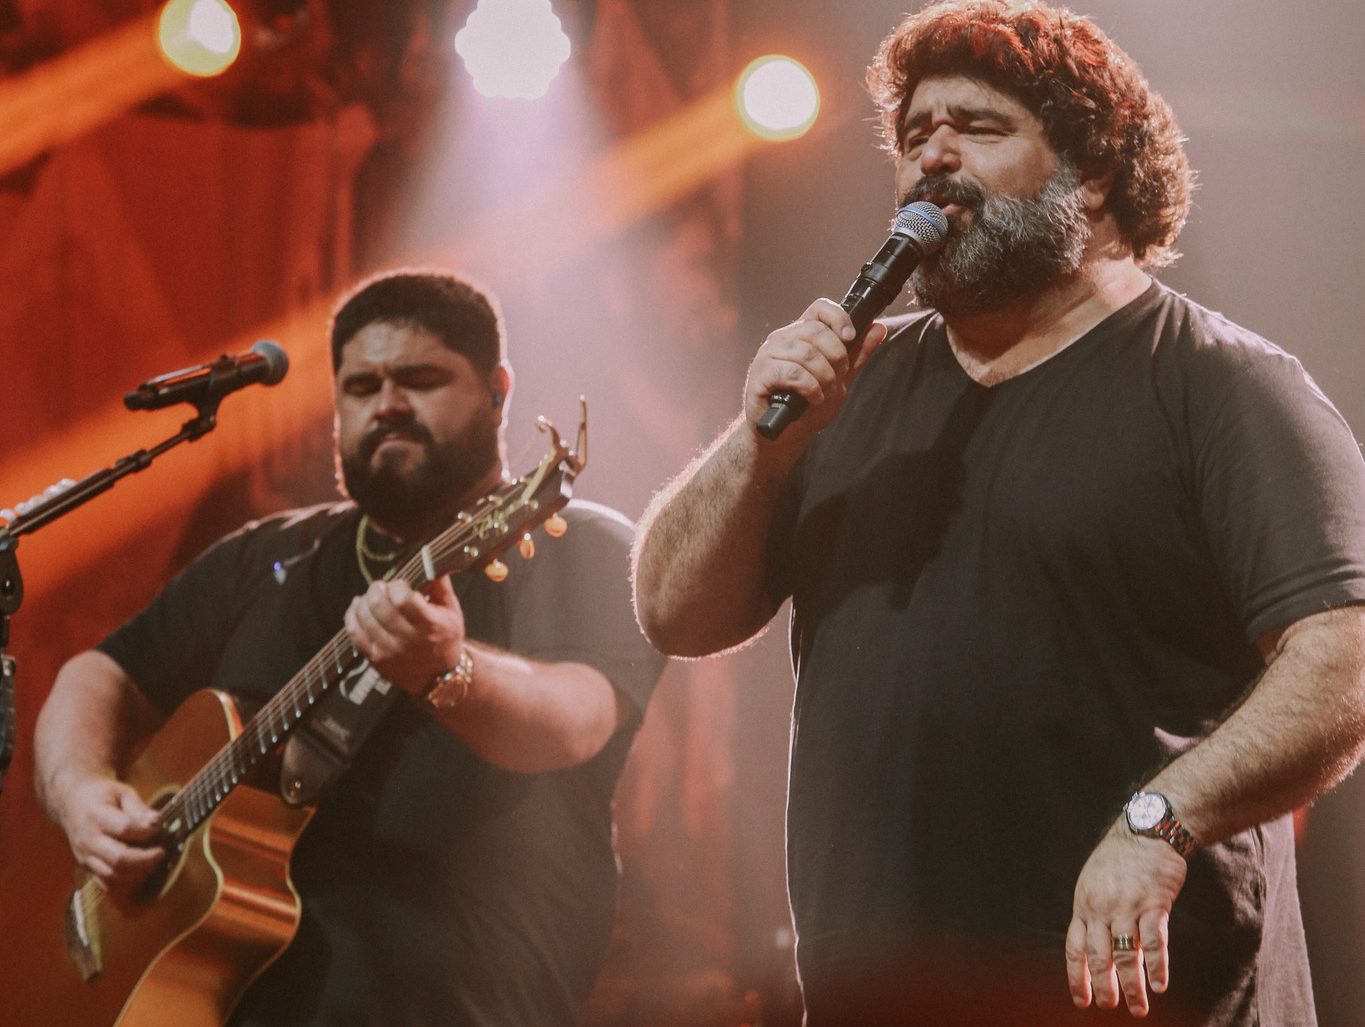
left=893, top=201, right=949, bottom=252
left=251, top=339, right=290, bottom=385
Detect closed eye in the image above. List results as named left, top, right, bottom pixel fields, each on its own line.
left=339, top=365, right=454, bottom=396
left=341, top=373, right=381, bottom=397
left=390, top=367, right=454, bottom=391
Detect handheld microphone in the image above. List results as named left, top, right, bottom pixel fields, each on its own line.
left=756, top=200, right=948, bottom=440
left=124, top=340, right=289, bottom=412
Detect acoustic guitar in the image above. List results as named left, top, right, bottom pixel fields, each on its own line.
left=0, top=413, right=585, bottom=1026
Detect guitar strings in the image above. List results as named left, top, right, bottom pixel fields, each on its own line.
left=78, top=476, right=551, bottom=920
left=134, top=483, right=522, bottom=844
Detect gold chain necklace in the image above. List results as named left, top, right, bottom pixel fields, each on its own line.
left=355, top=514, right=402, bottom=584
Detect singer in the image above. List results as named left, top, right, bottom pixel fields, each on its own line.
left=634, top=3, right=1365, bottom=1025
left=31, top=271, right=666, bottom=1025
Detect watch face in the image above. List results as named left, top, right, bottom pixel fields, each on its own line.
left=1126, top=792, right=1167, bottom=831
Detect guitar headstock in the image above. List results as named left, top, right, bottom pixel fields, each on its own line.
left=520, top=396, right=587, bottom=520
left=403, top=401, right=587, bottom=588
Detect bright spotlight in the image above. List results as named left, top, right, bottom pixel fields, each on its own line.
left=736, top=55, right=820, bottom=142
left=455, top=0, right=571, bottom=100
left=157, top=0, right=241, bottom=77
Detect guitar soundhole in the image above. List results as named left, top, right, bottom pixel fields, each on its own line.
left=132, top=846, right=182, bottom=904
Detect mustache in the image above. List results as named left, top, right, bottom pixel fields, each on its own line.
left=359, top=418, right=434, bottom=461
left=901, top=175, right=987, bottom=213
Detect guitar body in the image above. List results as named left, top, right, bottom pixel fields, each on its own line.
left=0, top=431, right=583, bottom=1024
left=0, top=690, right=313, bottom=1027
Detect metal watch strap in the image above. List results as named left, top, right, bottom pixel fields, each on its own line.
left=1153, top=809, right=1199, bottom=858
left=423, top=647, right=474, bottom=709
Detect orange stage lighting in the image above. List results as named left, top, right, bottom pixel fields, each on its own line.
left=435, top=79, right=822, bottom=274
left=0, top=305, right=332, bottom=597
left=736, top=56, right=820, bottom=142
left=2, top=66, right=831, bottom=592
left=0, top=13, right=181, bottom=179
left=158, top=0, right=242, bottom=78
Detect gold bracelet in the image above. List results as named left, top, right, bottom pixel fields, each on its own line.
left=422, top=647, right=474, bottom=710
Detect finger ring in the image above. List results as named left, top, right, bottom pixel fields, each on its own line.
left=1112, top=934, right=1137, bottom=952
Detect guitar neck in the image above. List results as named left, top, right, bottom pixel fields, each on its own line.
left=157, top=456, right=577, bottom=841
left=158, top=627, right=358, bottom=841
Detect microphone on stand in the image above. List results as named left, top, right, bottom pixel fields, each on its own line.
left=756, top=201, right=948, bottom=440
left=124, top=340, right=289, bottom=412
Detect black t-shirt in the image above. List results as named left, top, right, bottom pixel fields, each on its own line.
left=767, top=282, right=1365, bottom=1025
left=99, top=498, right=666, bottom=1026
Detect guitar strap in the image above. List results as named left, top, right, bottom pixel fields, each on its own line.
left=278, top=659, right=399, bottom=807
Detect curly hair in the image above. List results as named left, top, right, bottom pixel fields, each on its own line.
left=330, top=269, right=505, bottom=374
left=868, top=0, right=1193, bottom=268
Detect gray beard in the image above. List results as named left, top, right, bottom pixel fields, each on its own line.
left=908, top=162, right=1090, bottom=317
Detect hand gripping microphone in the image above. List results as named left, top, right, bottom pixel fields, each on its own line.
left=124, top=340, right=289, bottom=412
left=756, top=200, right=948, bottom=440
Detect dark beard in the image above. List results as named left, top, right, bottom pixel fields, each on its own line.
left=906, top=161, right=1090, bottom=316
left=337, top=415, right=499, bottom=540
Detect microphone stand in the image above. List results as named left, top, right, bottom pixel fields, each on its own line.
left=0, top=401, right=222, bottom=795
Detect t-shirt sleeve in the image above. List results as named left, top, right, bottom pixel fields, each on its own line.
left=504, top=501, right=667, bottom=721
left=96, top=528, right=256, bottom=715
left=1188, top=339, right=1365, bottom=643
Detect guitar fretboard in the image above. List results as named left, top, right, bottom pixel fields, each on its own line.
left=157, top=470, right=565, bottom=841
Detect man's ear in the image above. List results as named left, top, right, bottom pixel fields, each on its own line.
left=1079, top=168, right=1116, bottom=214
left=489, top=365, right=512, bottom=412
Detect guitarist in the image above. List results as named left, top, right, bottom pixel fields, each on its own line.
left=33, top=270, right=668, bottom=1026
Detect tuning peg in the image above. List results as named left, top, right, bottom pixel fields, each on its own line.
left=518, top=534, right=535, bottom=559
left=544, top=513, right=568, bottom=538
left=484, top=558, right=509, bottom=583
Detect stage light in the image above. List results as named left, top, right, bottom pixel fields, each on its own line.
left=157, top=0, right=241, bottom=78
left=736, top=55, right=819, bottom=142
left=455, top=0, right=571, bottom=100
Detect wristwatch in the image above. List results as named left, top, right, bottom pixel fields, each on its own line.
left=422, top=647, right=475, bottom=710
left=1123, top=790, right=1199, bottom=857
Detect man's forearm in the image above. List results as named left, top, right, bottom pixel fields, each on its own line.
left=1146, top=604, right=1365, bottom=845
left=633, top=417, right=796, bottom=657
left=34, top=650, right=154, bottom=822
left=427, top=643, right=627, bottom=773
left=1067, top=604, right=1365, bottom=1016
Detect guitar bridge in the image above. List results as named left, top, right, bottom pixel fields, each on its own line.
left=63, top=886, right=101, bottom=981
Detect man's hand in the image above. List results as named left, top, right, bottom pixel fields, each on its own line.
left=50, top=772, right=164, bottom=892
left=1066, top=822, right=1188, bottom=1017
left=344, top=576, right=466, bottom=696
left=743, top=298, right=890, bottom=445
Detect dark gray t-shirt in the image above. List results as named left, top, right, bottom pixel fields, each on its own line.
left=768, top=282, right=1365, bottom=1025
left=99, top=498, right=666, bottom=1026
